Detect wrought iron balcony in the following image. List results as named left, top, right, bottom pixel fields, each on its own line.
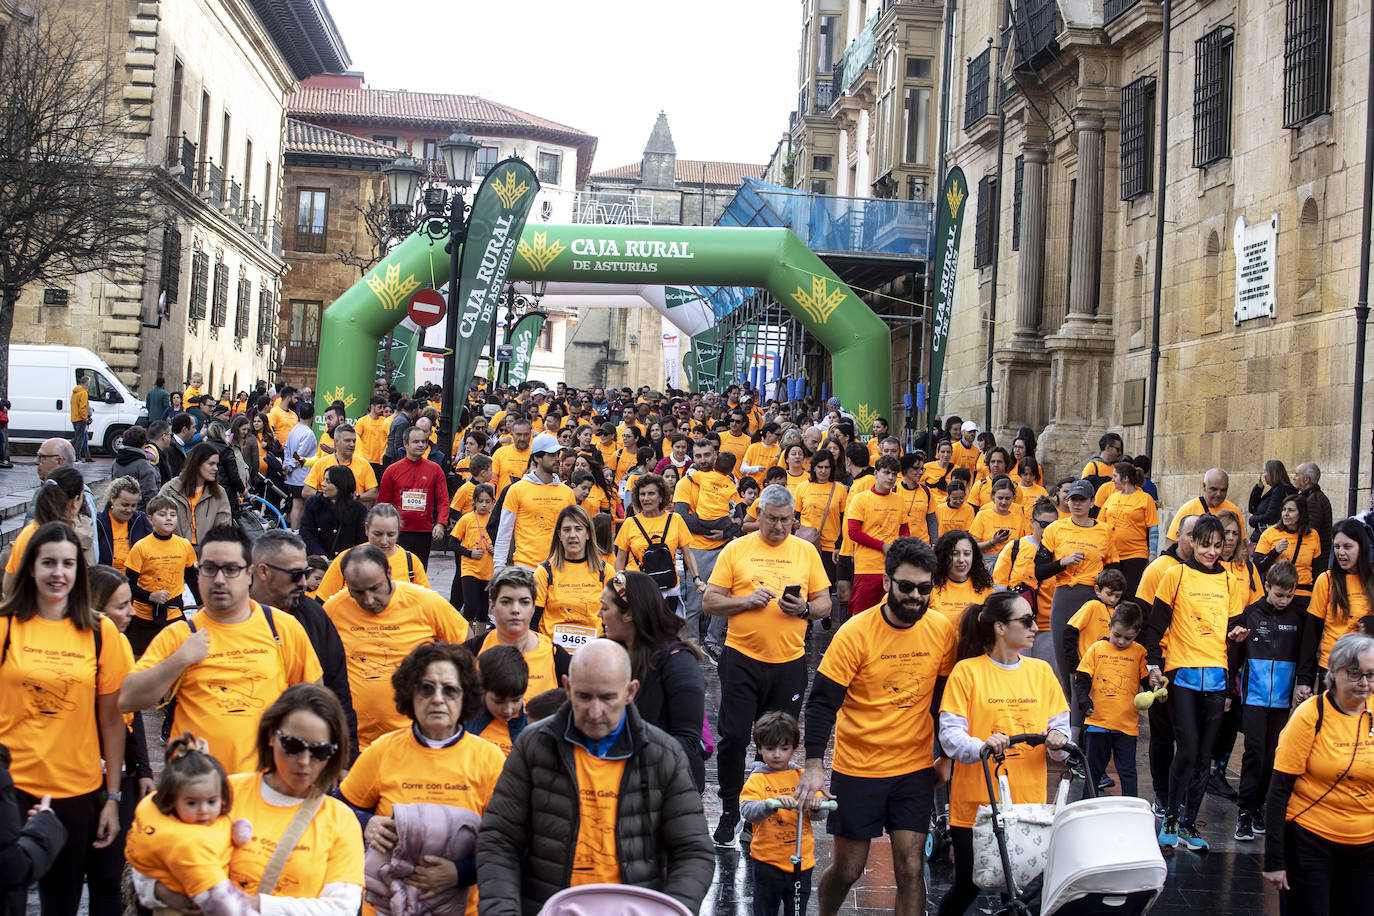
left=814, top=79, right=835, bottom=110
left=164, top=135, right=195, bottom=190
left=1104, top=0, right=1141, bottom=23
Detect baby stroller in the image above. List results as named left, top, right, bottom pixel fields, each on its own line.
left=536, top=885, right=692, bottom=915
left=977, top=734, right=1165, bottom=916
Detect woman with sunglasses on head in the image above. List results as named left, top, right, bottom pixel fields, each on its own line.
left=598, top=570, right=707, bottom=793
left=936, top=592, right=1069, bottom=916
left=1261, top=633, right=1374, bottom=915
left=0, top=523, right=130, bottom=916
left=341, top=642, right=502, bottom=914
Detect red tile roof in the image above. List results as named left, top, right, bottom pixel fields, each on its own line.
left=288, top=86, right=593, bottom=139
left=591, top=159, right=766, bottom=187
left=285, top=118, right=398, bottom=160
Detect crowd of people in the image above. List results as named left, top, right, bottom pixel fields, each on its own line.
left=1, top=376, right=1371, bottom=916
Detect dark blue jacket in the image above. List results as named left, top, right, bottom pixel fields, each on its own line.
left=466, top=706, right=528, bottom=747
left=94, top=506, right=153, bottom=568
left=1228, top=597, right=1303, bottom=709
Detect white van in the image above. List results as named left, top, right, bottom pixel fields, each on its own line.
left=7, top=345, right=147, bottom=453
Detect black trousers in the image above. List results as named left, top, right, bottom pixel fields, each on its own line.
left=1238, top=705, right=1290, bottom=813
left=1211, top=690, right=1244, bottom=770
left=936, top=826, right=979, bottom=916
left=12, top=788, right=116, bottom=916
left=716, top=648, right=807, bottom=809
left=1169, top=684, right=1225, bottom=823
left=1111, top=557, right=1150, bottom=600
left=397, top=530, right=432, bottom=567
left=1148, top=696, right=1175, bottom=807
left=1087, top=730, right=1138, bottom=796
left=1282, top=821, right=1374, bottom=916
left=455, top=576, right=490, bottom=624
left=752, top=860, right=812, bottom=916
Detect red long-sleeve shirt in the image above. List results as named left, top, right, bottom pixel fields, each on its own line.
left=378, top=457, right=450, bottom=532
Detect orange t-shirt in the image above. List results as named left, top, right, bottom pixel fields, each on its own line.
left=1256, top=525, right=1320, bottom=593
left=1273, top=694, right=1374, bottom=845
left=992, top=536, right=1056, bottom=628
left=124, top=798, right=233, bottom=898
left=1040, top=518, right=1114, bottom=588
left=1067, top=599, right=1114, bottom=660
left=570, top=747, right=626, bottom=886
left=1078, top=640, right=1148, bottom=735
left=478, top=631, right=559, bottom=700
left=847, top=487, right=907, bottom=575
left=740, top=767, right=818, bottom=871
left=796, top=481, right=847, bottom=551
left=941, top=655, right=1067, bottom=827
left=928, top=577, right=993, bottom=626
left=934, top=500, right=974, bottom=538
left=709, top=533, right=831, bottom=663
left=969, top=507, right=1029, bottom=556
left=1307, top=571, right=1372, bottom=668
left=816, top=602, right=957, bottom=776
left=1099, top=489, right=1159, bottom=562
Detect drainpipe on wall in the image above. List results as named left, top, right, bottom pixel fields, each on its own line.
left=1350, top=2, right=1374, bottom=515
left=1143, top=0, right=1171, bottom=466
left=984, top=0, right=1010, bottom=428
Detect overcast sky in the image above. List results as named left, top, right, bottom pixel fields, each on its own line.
left=324, top=0, right=799, bottom=172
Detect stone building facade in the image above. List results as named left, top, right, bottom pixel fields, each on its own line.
left=939, top=0, right=1370, bottom=508
left=8, top=0, right=348, bottom=398
left=283, top=73, right=598, bottom=389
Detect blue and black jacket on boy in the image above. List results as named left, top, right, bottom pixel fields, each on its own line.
left=1226, top=597, right=1303, bottom=708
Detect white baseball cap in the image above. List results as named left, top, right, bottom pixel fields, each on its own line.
left=530, top=432, right=561, bottom=455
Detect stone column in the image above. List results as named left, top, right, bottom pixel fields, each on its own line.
left=1067, top=114, right=1105, bottom=320
left=1014, top=144, right=1049, bottom=338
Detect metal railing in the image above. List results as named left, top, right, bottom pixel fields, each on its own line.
left=165, top=136, right=195, bottom=190
left=224, top=180, right=241, bottom=219
left=1104, top=0, right=1141, bottom=23
left=283, top=340, right=319, bottom=367
left=572, top=190, right=655, bottom=225
left=965, top=49, right=991, bottom=127
left=293, top=223, right=327, bottom=253
left=814, top=79, right=835, bottom=110
left=250, top=200, right=262, bottom=234
left=271, top=220, right=283, bottom=256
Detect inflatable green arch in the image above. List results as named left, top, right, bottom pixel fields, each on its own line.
left=316, top=223, right=891, bottom=433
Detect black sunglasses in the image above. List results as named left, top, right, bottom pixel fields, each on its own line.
left=893, top=577, right=935, bottom=596
left=262, top=562, right=310, bottom=581
left=274, top=730, right=337, bottom=762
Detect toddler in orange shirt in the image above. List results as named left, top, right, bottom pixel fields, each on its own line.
left=1074, top=602, right=1149, bottom=795
left=126, top=734, right=255, bottom=915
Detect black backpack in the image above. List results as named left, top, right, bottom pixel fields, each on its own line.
left=633, top=514, right=678, bottom=590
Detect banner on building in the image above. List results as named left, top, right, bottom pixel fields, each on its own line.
left=503, top=310, right=547, bottom=386
left=450, top=158, right=541, bottom=398
left=927, top=167, right=968, bottom=434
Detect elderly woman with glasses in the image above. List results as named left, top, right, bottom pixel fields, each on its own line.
left=1262, top=633, right=1374, bottom=915
left=341, top=642, right=503, bottom=913
left=937, top=592, right=1069, bottom=916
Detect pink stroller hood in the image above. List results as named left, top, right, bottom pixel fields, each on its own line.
left=537, top=884, right=694, bottom=916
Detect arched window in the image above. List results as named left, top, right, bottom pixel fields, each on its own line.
left=1204, top=231, right=1222, bottom=333
left=1129, top=256, right=1146, bottom=347
left=1297, top=198, right=1320, bottom=312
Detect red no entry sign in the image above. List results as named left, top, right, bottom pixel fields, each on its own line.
left=407, top=289, right=446, bottom=327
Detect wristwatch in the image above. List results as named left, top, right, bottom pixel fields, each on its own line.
left=103, top=790, right=122, bottom=804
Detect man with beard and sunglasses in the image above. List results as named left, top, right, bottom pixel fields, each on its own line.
left=795, top=537, right=957, bottom=916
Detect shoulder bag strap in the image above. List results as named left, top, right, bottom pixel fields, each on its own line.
left=256, top=790, right=324, bottom=896
left=819, top=483, right=837, bottom=528
left=405, top=550, right=415, bottom=581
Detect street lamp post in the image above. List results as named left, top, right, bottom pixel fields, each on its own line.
left=382, top=129, right=479, bottom=462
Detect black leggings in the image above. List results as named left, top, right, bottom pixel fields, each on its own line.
left=936, top=826, right=980, bottom=916
left=457, top=576, right=489, bottom=624
left=13, top=788, right=117, bottom=916
left=1168, top=683, right=1225, bottom=823
left=1111, top=557, right=1150, bottom=599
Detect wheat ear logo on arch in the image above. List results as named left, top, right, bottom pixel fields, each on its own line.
left=493, top=169, right=532, bottom=210
left=366, top=263, right=422, bottom=311
left=517, top=231, right=566, bottom=273
left=793, top=275, right=846, bottom=325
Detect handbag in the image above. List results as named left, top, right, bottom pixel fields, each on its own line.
left=796, top=483, right=836, bottom=546
left=972, top=772, right=1067, bottom=894
left=257, top=790, right=325, bottom=895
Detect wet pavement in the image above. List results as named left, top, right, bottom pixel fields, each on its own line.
left=423, top=552, right=1283, bottom=916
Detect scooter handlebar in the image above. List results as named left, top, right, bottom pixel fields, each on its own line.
left=765, top=799, right=839, bottom=812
